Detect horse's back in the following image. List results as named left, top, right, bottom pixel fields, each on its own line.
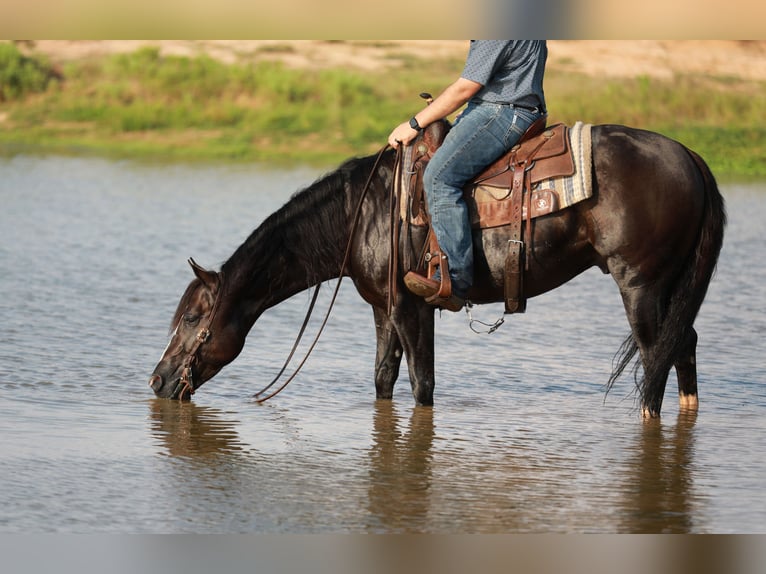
left=593, top=124, right=707, bottom=185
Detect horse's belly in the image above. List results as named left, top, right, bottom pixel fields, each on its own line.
left=471, top=210, right=598, bottom=301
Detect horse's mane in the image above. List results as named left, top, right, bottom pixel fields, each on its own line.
left=167, top=153, right=391, bottom=333
left=222, top=152, right=391, bottom=288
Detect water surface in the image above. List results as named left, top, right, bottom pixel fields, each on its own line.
left=1, top=155, right=764, bottom=533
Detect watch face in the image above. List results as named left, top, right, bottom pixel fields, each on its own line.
left=409, top=117, right=420, bottom=130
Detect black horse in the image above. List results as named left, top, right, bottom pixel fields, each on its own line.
left=149, top=124, right=725, bottom=417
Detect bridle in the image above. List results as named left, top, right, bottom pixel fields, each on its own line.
left=176, top=267, right=225, bottom=400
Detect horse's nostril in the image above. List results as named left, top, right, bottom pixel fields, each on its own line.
left=148, top=375, right=163, bottom=392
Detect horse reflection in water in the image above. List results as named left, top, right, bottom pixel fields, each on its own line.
left=148, top=397, right=705, bottom=532
left=620, top=411, right=701, bottom=533
left=364, top=405, right=703, bottom=532
left=149, top=124, right=725, bottom=417
left=148, top=399, right=246, bottom=458
left=366, top=402, right=435, bottom=532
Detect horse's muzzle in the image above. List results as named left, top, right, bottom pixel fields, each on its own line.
left=149, top=373, right=194, bottom=400
left=148, top=374, right=163, bottom=393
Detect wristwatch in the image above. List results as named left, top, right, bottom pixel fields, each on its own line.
left=409, top=117, right=423, bottom=131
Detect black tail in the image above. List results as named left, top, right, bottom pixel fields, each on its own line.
left=608, top=149, right=726, bottom=415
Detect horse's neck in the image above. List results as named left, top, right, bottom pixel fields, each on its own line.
left=223, top=170, right=355, bottom=313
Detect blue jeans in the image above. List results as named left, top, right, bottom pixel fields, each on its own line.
left=423, top=101, right=543, bottom=297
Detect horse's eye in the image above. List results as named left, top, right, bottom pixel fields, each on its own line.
left=183, top=313, right=200, bottom=326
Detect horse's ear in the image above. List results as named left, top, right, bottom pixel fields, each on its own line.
left=188, top=258, right=218, bottom=289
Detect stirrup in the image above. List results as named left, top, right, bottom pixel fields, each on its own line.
left=425, top=251, right=454, bottom=300
left=425, top=292, right=465, bottom=312
left=403, top=271, right=440, bottom=299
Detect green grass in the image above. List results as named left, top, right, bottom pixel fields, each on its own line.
left=544, top=71, right=766, bottom=178
left=1, top=44, right=764, bottom=177
left=0, top=43, right=58, bottom=102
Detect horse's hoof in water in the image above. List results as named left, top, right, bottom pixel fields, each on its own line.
left=641, top=406, right=661, bottom=419
left=679, top=392, right=699, bottom=411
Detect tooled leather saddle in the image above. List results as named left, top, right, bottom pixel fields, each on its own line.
left=399, top=118, right=578, bottom=313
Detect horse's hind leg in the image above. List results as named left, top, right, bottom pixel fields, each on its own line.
left=372, top=306, right=403, bottom=400
left=615, top=281, right=672, bottom=418
left=675, top=327, right=699, bottom=411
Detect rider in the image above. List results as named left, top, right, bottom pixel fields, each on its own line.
left=388, top=40, right=548, bottom=311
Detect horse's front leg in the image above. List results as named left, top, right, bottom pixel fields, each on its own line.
left=389, top=297, right=436, bottom=406
left=372, top=305, right=403, bottom=400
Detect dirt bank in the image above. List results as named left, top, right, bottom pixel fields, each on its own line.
left=14, top=40, right=766, bottom=81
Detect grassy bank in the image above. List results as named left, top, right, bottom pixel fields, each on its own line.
left=1, top=43, right=764, bottom=177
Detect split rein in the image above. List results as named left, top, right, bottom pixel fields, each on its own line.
left=251, top=144, right=393, bottom=403
left=250, top=142, right=500, bottom=404
left=177, top=145, right=391, bottom=403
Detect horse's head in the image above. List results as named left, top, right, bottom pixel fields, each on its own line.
left=149, top=259, right=245, bottom=400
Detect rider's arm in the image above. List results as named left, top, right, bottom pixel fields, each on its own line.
left=388, top=77, right=482, bottom=148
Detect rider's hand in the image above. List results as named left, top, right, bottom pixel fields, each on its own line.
left=388, top=122, right=419, bottom=149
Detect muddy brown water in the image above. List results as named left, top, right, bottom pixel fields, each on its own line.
left=1, top=155, right=764, bottom=533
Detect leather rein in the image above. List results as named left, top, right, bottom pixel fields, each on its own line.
left=176, top=141, right=388, bottom=403
left=251, top=144, right=393, bottom=403
left=177, top=131, right=516, bottom=401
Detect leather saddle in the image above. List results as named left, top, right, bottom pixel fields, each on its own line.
left=400, top=118, right=576, bottom=313
left=405, top=118, right=575, bottom=227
